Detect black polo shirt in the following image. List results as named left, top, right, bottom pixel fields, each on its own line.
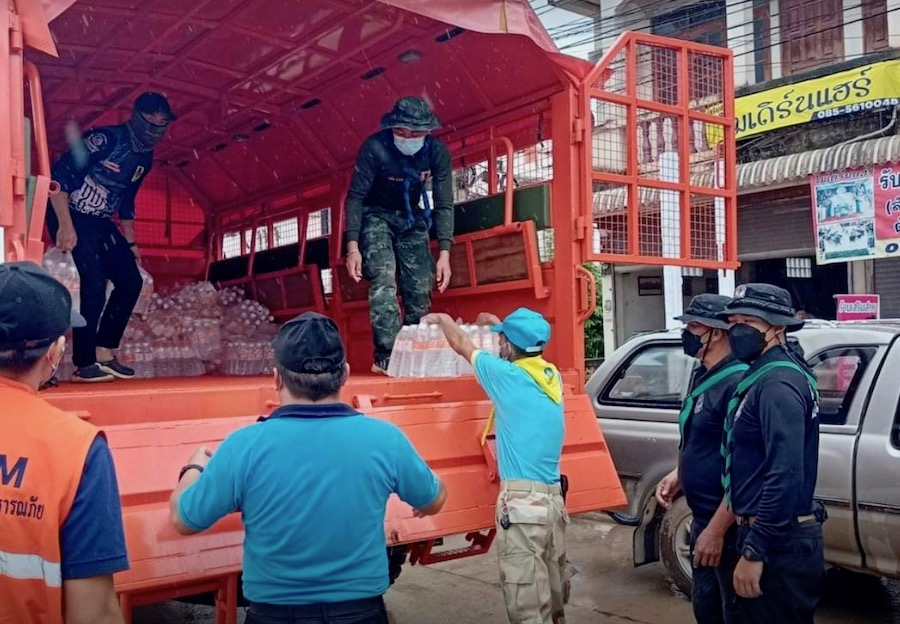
left=679, top=356, right=744, bottom=525
left=730, top=345, right=819, bottom=557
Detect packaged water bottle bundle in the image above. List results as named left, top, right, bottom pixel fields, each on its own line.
left=387, top=321, right=500, bottom=378
left=42, top=248, right=81, bottom=313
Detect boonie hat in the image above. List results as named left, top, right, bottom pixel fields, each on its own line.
left=718, top=283, right=805, bottom=332
left=491, top=307, right=551, bottom=354
left=674, top=294, right=732, bottom=330
left=0, top=262, right=85, bottom=352
left=380, top=96, right=440, bottom=132
left=272, top=312, right=345, bottom=374
left=134, top=91, right=177, bottom=121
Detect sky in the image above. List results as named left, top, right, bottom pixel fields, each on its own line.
left=529, top=0, right=599, bottom=60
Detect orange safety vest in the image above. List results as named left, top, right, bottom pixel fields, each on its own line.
left=0, top=377, right=100, bottom=624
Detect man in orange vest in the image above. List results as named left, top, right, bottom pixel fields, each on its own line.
left=0, top=262, right=129, bottom=624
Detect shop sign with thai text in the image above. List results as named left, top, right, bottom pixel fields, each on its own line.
left=708, top=59, right=900, bottom=142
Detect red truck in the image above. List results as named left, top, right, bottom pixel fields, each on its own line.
left=1, top=1, right=737, bottom=621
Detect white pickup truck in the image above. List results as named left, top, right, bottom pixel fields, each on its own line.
left=587, top=321, right=900, bottom=594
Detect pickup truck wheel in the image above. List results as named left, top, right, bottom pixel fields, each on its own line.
left=659, top=497, right=694, bottom=597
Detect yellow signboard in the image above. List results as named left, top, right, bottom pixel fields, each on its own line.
left=709, top=59, right=900, bottom=144
left=737, top=59, right=900, bottom=140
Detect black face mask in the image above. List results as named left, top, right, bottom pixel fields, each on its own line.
left=128, top=110, right=168, bottom=151
left=727, top=323, right=768, bottom=363
left=681, top=328, right=708, bottom=358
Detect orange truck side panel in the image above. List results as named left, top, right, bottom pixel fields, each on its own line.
left=43, top=375, right=625, bottom=594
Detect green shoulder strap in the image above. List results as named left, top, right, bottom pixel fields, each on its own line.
left=678, top=362, right=749, bottom=441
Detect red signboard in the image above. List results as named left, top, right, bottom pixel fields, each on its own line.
left=834, top=294, right=880, bottom=321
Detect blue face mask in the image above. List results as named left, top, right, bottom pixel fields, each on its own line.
left=394, top=135, right=425, bottom=156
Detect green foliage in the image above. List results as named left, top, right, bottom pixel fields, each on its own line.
left=583, top=262, right=604, bottom=359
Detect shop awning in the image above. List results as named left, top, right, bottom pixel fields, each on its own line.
left=593, top=134, right=900, bottom=215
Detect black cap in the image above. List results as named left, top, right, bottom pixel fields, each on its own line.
left=0, top=262, right=86, bottom=352
left=380, top=96, right=440, bottom=132
left=674, top=294, right=732, bottom=329
left=718, top=283, right=804, bottom=332
left=134, top=92, right=177, bottom=121
left=272, top=312, right=345, bottom=374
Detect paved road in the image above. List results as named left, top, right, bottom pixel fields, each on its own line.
left=135, top=514, right=900, bottom=623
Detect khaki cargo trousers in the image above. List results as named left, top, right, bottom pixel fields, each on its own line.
left=496, top=480, right=570, bottom=624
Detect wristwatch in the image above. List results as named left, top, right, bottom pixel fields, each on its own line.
left=741, top=544, right=764, bottom=562
left=179, top=464, right=205, bottom=480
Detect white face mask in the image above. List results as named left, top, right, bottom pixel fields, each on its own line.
left=40, top=338, right=64, bottom=389
left=394, top=135, right=425, bottom=156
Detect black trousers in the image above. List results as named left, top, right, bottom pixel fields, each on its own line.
left=245, top=596, right=389, bottom=624
left=47, top=210, right=142, bottom=367
left=691, top=520, right=739, bottom=624
left=725, top=522, right=825, bottom=624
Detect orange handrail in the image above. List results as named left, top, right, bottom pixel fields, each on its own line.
left=454, top=135, right=515, bottom=224
left=23, top=61, right=51, bottom=179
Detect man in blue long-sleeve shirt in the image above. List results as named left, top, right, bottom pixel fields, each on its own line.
left=717, top=283, right=824, bottom=624
left=46, top=92, right=176, bottom=382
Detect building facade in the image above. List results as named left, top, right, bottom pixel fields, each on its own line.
left=565, top=0, right=900, bottom=351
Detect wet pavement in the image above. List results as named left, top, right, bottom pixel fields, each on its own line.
left=135, top=514, right=900, bottom=623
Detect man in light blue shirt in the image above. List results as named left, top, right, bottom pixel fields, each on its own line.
left=424, top=308, right=568, bottom=624
left=168, top=312, right=447, bottom=624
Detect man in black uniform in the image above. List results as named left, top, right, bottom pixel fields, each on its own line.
left=343, top=97, right=454, bottom=374
left=718, top=284, right=824, bottom=624
left=46, top=92, right=176, bottom=382
left=656, top=294, right=746, bottom=624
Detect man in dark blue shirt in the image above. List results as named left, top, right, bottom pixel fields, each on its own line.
left=656, top=294, right=746, bottom=624
left=718, top=284, right=824, bottom=624
left=46, top=92, right=176, bottom=382
left=343, top=97, right=454, bottom=374
left=169, top=312, right=447, bottom=624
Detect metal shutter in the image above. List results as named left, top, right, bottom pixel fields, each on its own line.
left=738, top=190, right=815, bottom=259
left=874, top=258, right=900, bottom=318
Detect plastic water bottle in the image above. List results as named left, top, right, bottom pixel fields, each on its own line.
left=388, top=327, right=409, bottom=378
left=457, top=325, right=476, bottom=376
left=408, top=325, right=428, bottom=378
left=434, top=327, right=457, bottom=377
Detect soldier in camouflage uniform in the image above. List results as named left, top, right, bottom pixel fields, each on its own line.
left=344, top=97, right=454, bottom=373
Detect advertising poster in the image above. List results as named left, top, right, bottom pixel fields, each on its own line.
left=811, top=165, right=900, bottom=264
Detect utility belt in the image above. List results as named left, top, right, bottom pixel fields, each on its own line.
left=736, top=503, right=827, bottom=527
left=500, top=479, right=562, bottom=496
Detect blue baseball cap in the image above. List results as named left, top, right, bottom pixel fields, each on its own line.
left=491, top=307, right=551, bottom=354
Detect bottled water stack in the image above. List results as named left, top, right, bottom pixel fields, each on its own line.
left=388, top=323, right=501, bottom=378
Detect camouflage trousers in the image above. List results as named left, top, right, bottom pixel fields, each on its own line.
left=496, top=480, right=570, bottom=624
left=360, top=211, right=435, bottom=360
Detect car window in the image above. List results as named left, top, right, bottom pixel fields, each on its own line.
left=893, top=396, right=900, bottom=450
left=807, top=346, right=877, bottom=426
left=602, top=344, right=696, bottom=408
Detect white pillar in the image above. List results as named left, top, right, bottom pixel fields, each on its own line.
left=715, top=160, right=736, bottom=296
left=769, top=0, right=783, bottom=80
left=728, top=0, right=757, bottom=87
left=602, top=270, right=618, bottom=358
left=843, top=0, right=865, bottom=62
left=887, top=0, right=900, bottom=47
left=660, top=152, right=684, bottom=328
